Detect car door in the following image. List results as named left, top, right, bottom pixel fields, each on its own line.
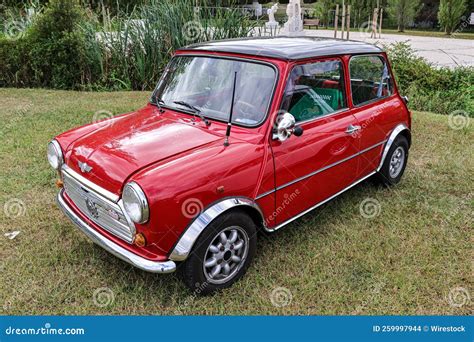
left=348, top=54, right=400, bottom=178
left=268, top=58, right=361, bottom=227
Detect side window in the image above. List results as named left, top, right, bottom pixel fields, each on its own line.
left=350, top=55, right=393, bottom=106
left=281, top=60, right=347, bottom=123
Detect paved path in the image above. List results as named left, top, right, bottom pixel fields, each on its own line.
left=299, top=29, right=474, bottom=68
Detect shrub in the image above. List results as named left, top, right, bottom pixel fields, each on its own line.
left=385, top=42, right=473, bottom=116
left=26, top=0, right=93, bottom=89
left=0, top=37, right=30, bottom=87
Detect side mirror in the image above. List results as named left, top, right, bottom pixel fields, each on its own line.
left=401, top=96, right=409, bottom=105
left=272, top=112, right=304, bottom=142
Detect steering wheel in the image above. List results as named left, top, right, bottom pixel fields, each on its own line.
left=235, top=100, right=259, bottom=122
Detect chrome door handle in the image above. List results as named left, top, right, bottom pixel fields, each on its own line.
left=346, top=124, right=361, bottom=134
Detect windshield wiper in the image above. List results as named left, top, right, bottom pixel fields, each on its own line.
left=151, top=94, right=166, bottom=113
left=173, top=100, right=210, bottom=126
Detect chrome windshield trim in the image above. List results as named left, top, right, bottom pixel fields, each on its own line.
left=266, top=171, right=376, bottom=232
left=255, top=140, right=386, bottom=199
left=62, top=164, right=119, bottom=203
left=57, top=190, right=176, bottom=273
left=169, top=197, right=264, bottom=261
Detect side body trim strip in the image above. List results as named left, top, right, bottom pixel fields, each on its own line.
left=256, top=139, right=386, bottom=200
left=265, top=171, right=376, bottom=232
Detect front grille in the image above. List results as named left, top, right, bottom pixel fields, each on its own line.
left=62, top=169, right=135, bottom=243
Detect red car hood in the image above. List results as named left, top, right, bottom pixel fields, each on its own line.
left=64, top=109, right=221, bottom=194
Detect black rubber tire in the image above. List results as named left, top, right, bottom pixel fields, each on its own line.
left=377, top=135, right=409, bottom=186
left=181, top=210, right=257, bottom=295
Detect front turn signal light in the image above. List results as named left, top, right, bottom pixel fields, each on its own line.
left=133, top=233, right=146, bottom=247
left=56, top=179, right=64, bottom=188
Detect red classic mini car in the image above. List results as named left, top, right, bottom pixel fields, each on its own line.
left=48, top=37, right=411, bottom=294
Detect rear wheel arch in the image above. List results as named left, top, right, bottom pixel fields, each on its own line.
left=377, top=123, right=411, bottom=172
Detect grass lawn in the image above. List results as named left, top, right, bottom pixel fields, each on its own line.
left=0, top=88, right=472, bottom=315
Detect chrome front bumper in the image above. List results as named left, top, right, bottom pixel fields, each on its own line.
left=57, top=190, right=176, bottom=273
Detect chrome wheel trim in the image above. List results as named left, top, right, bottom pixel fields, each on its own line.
left=202, top=226, right=249, bottom=285
left=389, top=146, right=405, bottom=178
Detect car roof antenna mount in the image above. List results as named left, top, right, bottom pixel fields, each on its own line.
left=224, top=71, right=238, bottom=147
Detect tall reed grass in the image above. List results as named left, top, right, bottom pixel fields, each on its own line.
left=85, top=0, right=256, bottom=90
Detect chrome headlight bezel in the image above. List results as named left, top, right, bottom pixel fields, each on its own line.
left=122, top=182, right=149, bottom=224
left=47, top=140, right=64, bottom=170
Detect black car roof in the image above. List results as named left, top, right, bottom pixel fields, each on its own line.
left=179, top=36, right=383, bottom=61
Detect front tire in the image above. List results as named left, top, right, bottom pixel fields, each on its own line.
left=181, top=210, right=257, bottom=295
left=377, top=135, right=409, bottom=186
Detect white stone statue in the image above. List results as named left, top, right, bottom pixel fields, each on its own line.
left=282, top=0, right=304, bottom=36
left=265, top=3, right=279, bottom=29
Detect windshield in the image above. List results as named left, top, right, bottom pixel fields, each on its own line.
left=153, top=56, right=276, bottom=126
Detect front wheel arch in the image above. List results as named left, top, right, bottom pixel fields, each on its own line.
left=169, top=197, right=265, bottom=262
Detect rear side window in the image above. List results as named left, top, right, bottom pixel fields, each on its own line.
left=349, top=55, right=393, bottom=106
left=281, top=59, right=347, bottom=123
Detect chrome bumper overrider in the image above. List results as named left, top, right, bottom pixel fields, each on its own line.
left=57, top=190, right=176, bottom=274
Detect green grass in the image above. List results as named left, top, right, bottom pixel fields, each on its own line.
left=0, top=88, right=472, bottom=315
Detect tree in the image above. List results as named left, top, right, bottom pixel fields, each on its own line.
left=438, top=0, right=467, bottom=35
left=313, top=0, right=335, bottom=27
left=387, top=0, right=421, bottom=32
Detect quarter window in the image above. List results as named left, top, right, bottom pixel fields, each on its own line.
left=349, top=55, right=393, bottom=106
left=281, top=60, right=347, bottom=123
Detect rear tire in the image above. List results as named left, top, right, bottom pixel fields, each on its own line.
left=181, top=210, right=257, bottom=295
left=377, top=135, right=409, bottom=186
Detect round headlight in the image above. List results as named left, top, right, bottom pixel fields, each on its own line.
left=122, top=182, right=149, bottom=224
left=47, top=140, right=63, bottom=170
